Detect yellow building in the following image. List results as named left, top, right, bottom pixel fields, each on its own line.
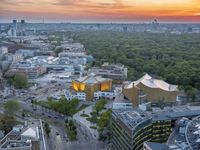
left=72, top=73, right=112, bottom=101
left=123, top=74, right=180, bottom=106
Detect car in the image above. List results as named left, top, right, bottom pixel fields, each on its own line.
left=48, top=116, right=52, bottom=118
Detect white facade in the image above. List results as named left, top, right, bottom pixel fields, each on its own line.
left=65, top=90, right=116, bottom=101
left=0, top=46, right=8, bottom=54
left=94, top=91, right=116, bottom=100
left=112, top=102, right=133, bottom=109
left=65, top=90, right=86, bottom=101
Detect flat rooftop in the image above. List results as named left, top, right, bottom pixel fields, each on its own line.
left=145, top=142, right=169, bottom=150
left=1, top=140, right=31, bottom=149
left=113, top=105, right=200, bottom=132
left=113, top=109, right=151, bottom=131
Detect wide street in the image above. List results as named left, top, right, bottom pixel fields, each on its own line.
left=0, top=93, right=107, bottom=150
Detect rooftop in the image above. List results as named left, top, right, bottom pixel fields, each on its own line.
left=146, top=116, right=200, bottom=150
left=76, top=73, right=111, bottom=84
left=185, top=116, right=200, bottom=150
left=114, top=93, right=133, bottom=104
left=0, top=119, right=45, bottom=150
left=113, top=106, right=200, bottom=132
left=1, top=140, right=31, bottom=149
left=102, top=62, right=125, bottom=69
left=113, top=109, right=151, bottom=132
left=144, top=142, right=169, bottom=150
left=124, top=73, right=178, bottom=92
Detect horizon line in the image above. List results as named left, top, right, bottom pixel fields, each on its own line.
left=0, top=20, right=200, bottom=24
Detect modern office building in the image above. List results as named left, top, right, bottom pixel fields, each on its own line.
left=71, top=73, right=112, bottom=101
left=143, top=116, right=200, bottom=150
left=143, top=142, right=169, bottom=150
left=11, top=20, right=17, bottom=36
left=123, top=73, right=180, bottom=106
left=88, top=63, right=127, bottom=81
left=25, top=55, right=86, bottom=73
left=20, top=20, right=25, bottom=36
left=12, top=20, right=17, bottom=30
left=112, top=107, right=200, bottom=150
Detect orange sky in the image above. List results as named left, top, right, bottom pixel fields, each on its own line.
left=0, top=0, right=200, bottom=22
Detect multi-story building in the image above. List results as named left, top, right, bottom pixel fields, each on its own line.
left=58, top=51, right=93, bottom=64
left=60, top=42, right=85, bottom=52
left=88, top=63, right=127, bottom=81
left=0, top=46, right=8, bottom=55
left=122, top=73, right=180, bottom=107
left=112, top=107, right=200, bottom=150
left=0, top=46, right=24, bottom=71
left=0, top=119, right=46, bottom=150
left=70, top=73, right=113, bottom=101
left=143, top=116, right=200, bottom=150
left=5, top=53, right=23, bottom=63
left=143, top=142, right=169, bottom=150
left=25, top=56, right=85, bottom=73
left=9, top=61, right=46, bottom=79
left=16, top=48, right=39, bottom=58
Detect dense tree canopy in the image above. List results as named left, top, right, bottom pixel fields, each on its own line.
left=35, top=97, right=80, bottom=116
left=4, top=100, right=20, bottom=116
left=67, top=31, right=200, bottom=91
left=94, top=99, right=106, bottom=113
left=0, top=114, right=17, bottom=134
left=9, top=72, right=28, bottom=89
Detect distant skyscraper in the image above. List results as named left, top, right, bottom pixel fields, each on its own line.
left=12, top=20, right=17, bottom=36
left=21, top=20, right=25, bottom=28
left=20, top=20, right=25, bottom=36
left=11, top=28, right=17, bottom=37
left=12, top=20, right=17, bottom=30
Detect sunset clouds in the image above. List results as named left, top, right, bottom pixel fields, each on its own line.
left=0, top=0, right=200, bottom=22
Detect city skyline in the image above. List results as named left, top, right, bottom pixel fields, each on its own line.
left=0, top=0, right=200, bottom=23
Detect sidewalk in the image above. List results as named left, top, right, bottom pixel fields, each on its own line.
left=73, top=104, right=99, bottom=140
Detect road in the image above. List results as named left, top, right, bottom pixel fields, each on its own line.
left=46, top=124, right=66, bottom=150
left=0, top=95, right=106, bottom=150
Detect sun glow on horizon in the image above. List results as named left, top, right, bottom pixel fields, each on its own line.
left=0, top=0, right=199, bottom=22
